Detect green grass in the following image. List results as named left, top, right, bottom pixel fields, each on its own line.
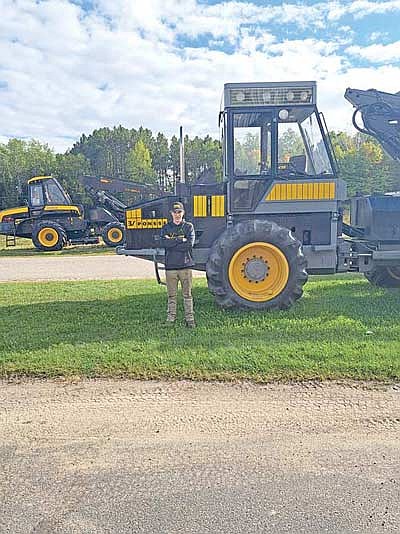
left=0, top=235, right=113, bottom=256
left=1, top=275, right=399, bottom=381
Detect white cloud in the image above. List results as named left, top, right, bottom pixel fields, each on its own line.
left=327, top=0, right=400, bottom=19
left=347, top=41, right=400, bottom=63
left=369, top=31, right=389, bottom=42
left=1, top=0, right=400, bottom=152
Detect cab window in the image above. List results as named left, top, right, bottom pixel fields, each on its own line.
left=233, top=112, right=272, bottom=176
left=30, top=184, right=44, bottom=207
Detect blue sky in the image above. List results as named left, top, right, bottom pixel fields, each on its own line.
left=1, top=0, right=400, bottom=151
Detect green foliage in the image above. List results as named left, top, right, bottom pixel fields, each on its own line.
left=0, top=139, right=56, bottom=208
left=126, top=139, right=156, bottom=183
left=1, top=276, right=400, bottom=380
left=330, top=131, right=400, bottom=195
left=2, top=125, right=400, bottom=211
left=234, top=133, right=260, bottom=174
left=278, top=128, right=305, bottom=162
left=56, top=152, right=91, bottom=203
left=71, top=126, right=222, bottom=186
left=185, top=135, right=222, bottom=182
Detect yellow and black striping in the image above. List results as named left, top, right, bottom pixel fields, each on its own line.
left=194, top=195, right=225, bottom=217
left=265, top=182, right=335, bottom=201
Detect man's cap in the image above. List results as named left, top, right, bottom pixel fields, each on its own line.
left=171, top=201, right=184, bottom=212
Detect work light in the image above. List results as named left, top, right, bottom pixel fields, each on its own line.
left=224, top=82, right=316, bottom=107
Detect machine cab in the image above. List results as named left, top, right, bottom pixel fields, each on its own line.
left=221, top=82, right=338, bottom=212
left=28, top=176, right=73, bottom=210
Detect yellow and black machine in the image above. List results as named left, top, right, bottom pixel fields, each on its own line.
left=118, top=81, right=400, bottom=310
left=0, top=174, right=161, bottom=251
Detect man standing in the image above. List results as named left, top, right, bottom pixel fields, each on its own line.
left=160, top=202, right=196, bottom=328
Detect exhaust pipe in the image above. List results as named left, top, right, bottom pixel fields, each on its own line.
left=179, top=125, right=185, bottom=184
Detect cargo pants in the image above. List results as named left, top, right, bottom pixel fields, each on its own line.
left=165, top=268, right=194, bottom=323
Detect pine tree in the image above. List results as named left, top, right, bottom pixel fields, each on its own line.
left=126, top=140, right=156, bottom=183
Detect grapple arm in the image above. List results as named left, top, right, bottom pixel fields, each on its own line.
left=345, top=87, right=400, bottom=161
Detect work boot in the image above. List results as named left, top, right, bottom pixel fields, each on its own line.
left=185, top=320, right=196, bottom=328
left=166, top=316, right=176, bottom=324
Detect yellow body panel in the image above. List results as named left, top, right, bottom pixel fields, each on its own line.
left=43, top=205, right=81, bottom=215
left=0, top=207, right=29, bottom=222
left=211, top=195, right=225, bottom=217
left=193, top=195, right=207, bottom=217
left=265, top=181, right=336, bottom=201
left=27, top=176, right=52, bottom=184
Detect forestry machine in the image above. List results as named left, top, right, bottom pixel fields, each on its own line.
left=0, top=174, right=163, bottom=251
left=118, top=82, right=400, bottom=310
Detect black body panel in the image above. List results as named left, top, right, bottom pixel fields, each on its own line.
left=235, top=212, right=332, bottom=245
left=351, top=195, right=400, bottom=242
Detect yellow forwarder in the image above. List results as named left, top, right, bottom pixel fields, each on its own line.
left=0, top=174, right=162, bottom=251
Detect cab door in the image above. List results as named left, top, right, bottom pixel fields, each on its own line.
left=28, top=182, right=46, bottom=218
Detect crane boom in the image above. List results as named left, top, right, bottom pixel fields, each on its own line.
left=345, top=87, right=400, bottom=161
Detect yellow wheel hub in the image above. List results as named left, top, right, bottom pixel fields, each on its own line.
left=107, top=227, right=123, bottom=243
left=228, top=242, right=289, bottom=302
left=38, top=227, right=59, bottom=247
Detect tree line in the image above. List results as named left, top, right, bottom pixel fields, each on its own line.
left=0, top=125, right=399, bottom=210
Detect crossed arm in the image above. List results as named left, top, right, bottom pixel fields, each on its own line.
left=160, top=225, right=195, bottom=251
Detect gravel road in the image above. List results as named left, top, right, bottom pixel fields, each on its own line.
left=0, top=255, right=205, bottom=282
left=1, top=379, right=399, bottom=533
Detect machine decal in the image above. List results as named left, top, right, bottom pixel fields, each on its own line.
left=126, top=208, right=167, bottom=230
left=193, top=195, right=207, bottom=217
left=193, top=195, right=225, bottom=217
left=211, top=195, right=225, bottom=217
left=265, top=182, right=335, bottom=201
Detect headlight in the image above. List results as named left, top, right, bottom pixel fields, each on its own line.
left=278, top=109, right=289, bottom=120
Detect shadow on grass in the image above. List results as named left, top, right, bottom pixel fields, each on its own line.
left=1, top=278, right=399, bottom=355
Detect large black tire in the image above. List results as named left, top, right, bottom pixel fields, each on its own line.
left=32, top=220, right=67, bottom=251
left=364, top=265, right=400, bottom=288
left=102, top=222, right=125, bottom=247
left=206, top=219, right=308, bottom=311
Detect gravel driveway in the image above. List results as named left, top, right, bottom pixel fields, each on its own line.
left=0, top=255, right=205, bottom=282
left=1, top=379, right=399, bottom=533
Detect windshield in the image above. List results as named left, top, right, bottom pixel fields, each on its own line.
left=233, top=112, right=272, bottom=176
left=44, top=180, right=70, bottom=204
left=278, top=110, right=333, bottom=176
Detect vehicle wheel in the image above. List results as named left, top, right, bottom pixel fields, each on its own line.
left=206, top=219, right=308, bottom=310
left=102, top=222, right=125, bottom=247
left=364, top=265, right=400, bottom=288
left=32, top=221, right=67, bottom=251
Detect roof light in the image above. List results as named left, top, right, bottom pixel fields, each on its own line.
left=262, top=91, right=272, bottom=103
left=233, top=90, right=246, bottom=103
left=224, top=82, right=316, bottom=107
